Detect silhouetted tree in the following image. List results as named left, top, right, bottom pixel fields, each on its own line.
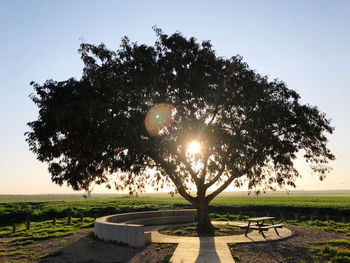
left=26, top=28, right=334, bottom=235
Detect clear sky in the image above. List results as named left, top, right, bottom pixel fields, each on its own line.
left=0, top=0, right=349, bottom=194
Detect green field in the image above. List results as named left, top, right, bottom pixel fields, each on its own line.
left=1, top=190, right=350, bottom=202
left=1, top=194, right=350, bottom=226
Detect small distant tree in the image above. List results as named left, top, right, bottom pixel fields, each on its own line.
left=26, top=28, right=334, bottom=235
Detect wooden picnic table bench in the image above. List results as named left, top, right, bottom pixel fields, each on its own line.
left=239, top=216, right=283, bottom=238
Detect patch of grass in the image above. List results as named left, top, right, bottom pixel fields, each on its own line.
left=285, top=220, right=350, bottom=235
left=184, top=226, right=196, bottom=231
left=162, top=253, right=172, bottom=263
left=209, top=213, right=248, bottom=222
left=0, top=250, right=26, bottom=257
left=214, top=217, right=230, bottom=221
left=228, top=243, right=240, bottom=262
left=326, top=239, right=350, bottom=247
left=29, top=244, right=42, bottom=248
left=0, top=247, right=16, bottom=253
left=159, top=243, right=174, bottom=249
left=278, top=245, right=289, bottom=250
left=160, top=224, right=245, bottom=237
left=10, top=239, right=35, bottom=246
left=0, top=217, right=95, bottom=246
left=214, top=231, right=224, bottom=236
left=231, top=253, right=240, bottom=262
left=59, top=239, right=67, bottom=246
left=309, top=239, right=350, bottom=262
left=8, top=228, right=75, bottom=245
left=173, top=230, right=185, bottom=235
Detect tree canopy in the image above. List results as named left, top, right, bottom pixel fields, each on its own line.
left=26, top=28, right=334, bottom=234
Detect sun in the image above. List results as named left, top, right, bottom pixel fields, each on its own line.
left=187, top=141, right=201, bottom=154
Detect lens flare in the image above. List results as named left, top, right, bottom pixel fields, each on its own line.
left=187, top=141, right=201, bottom=154
left=145, top=103, right=176, bottom=136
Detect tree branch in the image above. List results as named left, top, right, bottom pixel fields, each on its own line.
left=154, top=156, right=196, bottom=203
left=178, top=156, right=200, bottom=186
left=206, top=173, right=239, bottom=203
left=199, top=153, right=209, bottom=179
left=204, top=164, right=226, bottom=189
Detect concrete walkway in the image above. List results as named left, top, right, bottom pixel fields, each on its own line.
left=145, top=221, right=292, bottom=263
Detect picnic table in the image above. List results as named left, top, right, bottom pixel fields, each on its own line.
left=239, top=216, right=283, bottom=238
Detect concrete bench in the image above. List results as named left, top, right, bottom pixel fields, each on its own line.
left=124, top=215, right=195, bottom=226
left=94, top=209, right=196, bottom=248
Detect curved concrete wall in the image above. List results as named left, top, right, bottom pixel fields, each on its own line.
left=94, top=209, right=196, bottom=248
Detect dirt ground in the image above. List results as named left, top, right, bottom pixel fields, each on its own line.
left=229, top=226, right=350, bottom=263
left=0, top=228, right=176, bottom=263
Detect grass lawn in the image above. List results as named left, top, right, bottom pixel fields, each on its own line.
left=0, top=217, right=94, bottom=247
left=159, top=224, right=247, bottom=237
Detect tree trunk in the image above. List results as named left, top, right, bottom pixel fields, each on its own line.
left=195, top=199, right=214, bottom=236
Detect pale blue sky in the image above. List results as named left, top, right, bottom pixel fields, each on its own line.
left=0, top=0, right=349, bottom=194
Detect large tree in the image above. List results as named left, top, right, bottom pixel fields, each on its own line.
left=26, top=28, right=334, bottom=235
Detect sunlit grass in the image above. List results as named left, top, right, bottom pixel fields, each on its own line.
left=209, top=213, right=249, bottom=222
left=285, top=220, right=350, bottom=235
left=0, top=217, right=94, bottom=246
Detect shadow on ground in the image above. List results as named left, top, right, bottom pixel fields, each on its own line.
left=194, top=236, right=221, bottom=263
left=39, top=236, right=137, bottom=263
left=38, top=234, right=176, bottom=263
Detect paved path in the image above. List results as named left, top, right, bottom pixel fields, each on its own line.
left=145, top=221, right=292, bottom=263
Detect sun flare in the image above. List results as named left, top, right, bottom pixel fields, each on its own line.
left=187, top=141, right=201, bottom=154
